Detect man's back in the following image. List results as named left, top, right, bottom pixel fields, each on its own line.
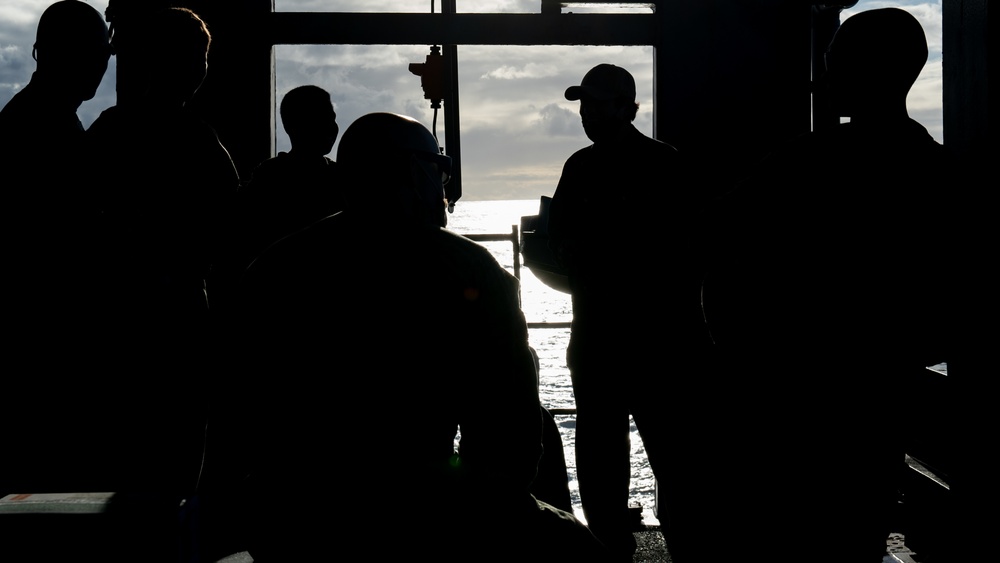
left=703, top=117, right=954, bottom=366
left=0, top=81, right=85, bottom=159
left=544, top=64, right=706, bottom=559
left=0, top=81, right=96, bottom=273
left=236, top=152, right=345, bottom=268
left=215, top=111, right=612, bottom=562
left=549, top=125, right=695, bottom=315
left=89, top=104, right=238, bottom=311
left=231, top=211, right=544, bottom=558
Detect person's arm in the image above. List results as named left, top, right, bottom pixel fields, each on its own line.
left=547, top=150, right=589, bottom=276
left=455, top=254, right=543, bottom=497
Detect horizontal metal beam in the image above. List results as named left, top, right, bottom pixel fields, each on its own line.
left=268, top=13, right=658, bottom=46
left=527, top=322, right=573, bottom=329
left=465, top=232, right=520, bottom=243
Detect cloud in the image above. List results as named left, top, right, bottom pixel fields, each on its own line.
left=272, top=41, right=652, bottom=198
left=3, top=1, right=949, bottom=199
left=275, top=44, right=448, bottom=154
left=0, top=1, right=43, bottom=41
left=0, top=1, right=37, bottom=109
left=0, top=44, right=24, bottom=61
left=481, top=62, right=559, bottom=81
left=908, top=59, right=943, bottom=141
left=455, top=111, right=591, bottom=200
left=536, top=103, right=580, bottom=137
left=0, top=45, right=30, bottom=100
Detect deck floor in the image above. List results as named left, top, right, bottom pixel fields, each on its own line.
left=207, top=528, right=920, bottom=563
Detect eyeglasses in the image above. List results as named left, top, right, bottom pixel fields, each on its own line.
left=412, top=150, right=452, bottom=185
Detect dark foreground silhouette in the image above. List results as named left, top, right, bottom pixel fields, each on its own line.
left=217, top=112, right=611, bottom=562
left=1, top=5, right=228, bottom=561
left=670, top=8, right=960, bottom=563
left=0, top=0, right=114, bottom=494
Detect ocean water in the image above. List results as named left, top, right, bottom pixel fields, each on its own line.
left=445, top=198, right=659, bottom=525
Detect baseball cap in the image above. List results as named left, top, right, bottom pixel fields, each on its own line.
left=565, top=63, right=636, bottom=102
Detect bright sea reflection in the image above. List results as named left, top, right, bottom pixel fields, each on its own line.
left=448, top=199, right=658, bottom=524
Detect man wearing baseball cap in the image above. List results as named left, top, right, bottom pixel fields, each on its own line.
left=563, top=63, right=639, bottom=143
left=548, top=64, right=708, bottom=560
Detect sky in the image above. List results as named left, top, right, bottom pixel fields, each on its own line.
left=1, top=0, right=944, bottom=201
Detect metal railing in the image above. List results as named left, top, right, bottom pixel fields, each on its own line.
left=463, top=226, right=575, bottom=417
left=463, top=225, right=571, bottom=329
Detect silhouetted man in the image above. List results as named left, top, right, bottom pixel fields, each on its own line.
left=0, top=0, right=110, bottom=179
left=236, top=84, right=345, bottom=269
left=0, top=0, right=112, bottom=494
left=547, top=63, right=703, bottom=560
left=81, top=3, right=235, bottom=505
left=0, top=0, right=110, bottom=301
left=87, top=6, right=238, bottom=345
left=230, top=112, right=609, bottom=562
left=695, top=8, right=956, bottom=563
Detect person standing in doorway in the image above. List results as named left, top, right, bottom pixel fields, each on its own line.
left=547, top=63, right=706, bottom=560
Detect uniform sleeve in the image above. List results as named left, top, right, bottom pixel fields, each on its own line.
left=454, top=248, right=543, bottom=497
left=547, top=149, right=589, bottom=277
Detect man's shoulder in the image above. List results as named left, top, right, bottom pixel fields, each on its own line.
left=436, top=227, right=504, bottom=260
left=558, top=145, right=602, bottom=180
left=579, top=126, right=680, bottom=166
left=564, top=144, right=596, bottom=162
left=433, top=227, right=518, bottom=277
left=1, top=87, right=86, bottom=167
left=244, top=211, right=350, bottom=274
left=1, top=86, right=81, bottom=138
left=0, top=84, right=44, bottom=120
left=249, top=153, right=289, bottom=177
left=0, top=92, right=35, bottom=152
left=0, top=89, right=31, bottom=128
left=639, top=136, right=680, bottom=166
left=87, top=105, right=123, bottom=133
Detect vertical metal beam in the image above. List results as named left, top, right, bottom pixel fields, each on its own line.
left=943, top=0, right=992, bottom=157
left=655, top=1, right=811, bottom=197
left=442, top=0, right=462, bottom=210
left=652, top=0, right=665, bottom=141
left=541, top=0, right=562, bottom=15
left=941, top=4, right=995, bottom=563
left=811, top=5, right=843, bottom=132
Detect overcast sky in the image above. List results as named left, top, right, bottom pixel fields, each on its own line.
left=2, top=0, right=944, bottom=200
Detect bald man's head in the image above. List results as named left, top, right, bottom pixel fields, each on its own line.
left=33, top=1, right=112, bottom=103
